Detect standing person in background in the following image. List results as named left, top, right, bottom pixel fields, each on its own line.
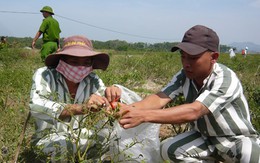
left=229, top=48, right=236, bottom=58
left=119, top=25, right=260, bottom=162
left=1, top=36, right=7, bottom=44
left=244, top=46, right=248, bottom=58
left=242, top=47, right=248, bottom=58
left=0, top=36, right=8, bottom=49
left=32, top=6, right=61, bottom=61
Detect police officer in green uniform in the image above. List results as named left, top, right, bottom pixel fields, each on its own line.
left=32, top=6, right=61, bottom=61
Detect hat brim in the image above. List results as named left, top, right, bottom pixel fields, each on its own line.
left=45, top=47, right=109, bottom=70
left=171, top=42, right=207, bottom=55
left=40, top=10, right=54, bottom=15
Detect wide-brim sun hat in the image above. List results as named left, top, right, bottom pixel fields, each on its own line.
left=40, top=6, right=54, bottom=15
left=45, top=35, right=109, bottom=70
left=171, top=25, right=219, bottom=55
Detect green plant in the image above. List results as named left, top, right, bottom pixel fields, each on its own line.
left=0, top=48, right=259, bottom=162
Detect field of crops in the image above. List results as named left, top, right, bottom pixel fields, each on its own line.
left=0, top=48, right=259, bottom=162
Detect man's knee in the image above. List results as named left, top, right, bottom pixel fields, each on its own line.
left=34, top=136, right=75, bottom=162
left=239, top=140, right=260, bottom=162
left=160, top=136, right=192, bottom=162
left=160, top=131, right=212, bottom=162
left=227, top=137, right=260, bottom=162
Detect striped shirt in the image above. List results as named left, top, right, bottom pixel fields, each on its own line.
left=162, top=63, right=258, bottom=137
left=29, top=67, right=106, bottom=142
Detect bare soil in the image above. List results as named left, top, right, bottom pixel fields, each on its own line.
left=136, top=79, right=177, bottom=139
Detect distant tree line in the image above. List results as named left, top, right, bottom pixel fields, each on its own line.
left=4, top=37, right=232, bottom=53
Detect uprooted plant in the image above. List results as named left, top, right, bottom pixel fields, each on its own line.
left=30, top=95, right=147, bottom=162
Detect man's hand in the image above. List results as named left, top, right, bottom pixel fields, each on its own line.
left=32, top=31, right=42, bottom=49
left=118, top=106, right=145, bottom=129
left=105, top=85, right=121, bottom=102
left=31, top=41, right=36, bottom=49
left=85, top=94, right=110, bottom=111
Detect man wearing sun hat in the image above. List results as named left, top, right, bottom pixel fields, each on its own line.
left=29, top=35, right=133, bottom=161
left=32, top=6, right=61, bottom=61
left=119, top=25, right=260, bottom=162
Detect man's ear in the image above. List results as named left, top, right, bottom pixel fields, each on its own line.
left=211, top=52, right=219, bottom=63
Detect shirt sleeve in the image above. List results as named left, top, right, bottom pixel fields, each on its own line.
left=29, top=67, right=65, bottom=125
left=39, top=19, right=47, bottom=33
left=90, top=73, right=106, bottom=96
left=161, top=70, right=186, bottom=100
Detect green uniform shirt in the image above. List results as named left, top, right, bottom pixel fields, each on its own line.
left=39, top=16, right=61, bottom=43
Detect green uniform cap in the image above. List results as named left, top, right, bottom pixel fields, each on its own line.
left=40, top=6, right=54, bottom=15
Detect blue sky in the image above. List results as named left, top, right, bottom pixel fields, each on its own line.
left=1, top=0, right=260, bottom=45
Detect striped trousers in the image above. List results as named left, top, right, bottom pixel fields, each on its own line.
left=161, top=130, right=260, bottom=163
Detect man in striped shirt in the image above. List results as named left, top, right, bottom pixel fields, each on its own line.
left=29, top=35, right=125, bottom=161
left=119, top=25, right=260, bottom=162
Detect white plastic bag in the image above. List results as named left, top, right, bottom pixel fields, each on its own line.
left=109, top=85, right=161, bottom=163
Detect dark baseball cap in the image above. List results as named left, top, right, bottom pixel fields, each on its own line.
left=171, top=25, right=219, bottom=55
